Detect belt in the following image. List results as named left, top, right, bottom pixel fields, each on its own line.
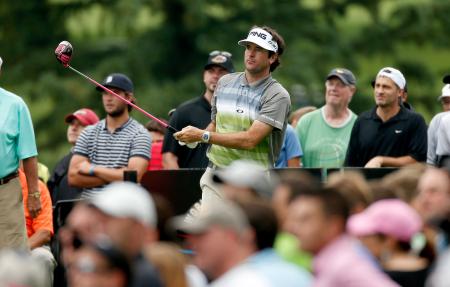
left=0, top=171, right=19, bottom=185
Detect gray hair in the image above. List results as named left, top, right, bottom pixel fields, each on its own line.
left=0, top=249, right=48, bottom=287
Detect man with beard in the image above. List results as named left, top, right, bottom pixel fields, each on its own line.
left=345, top=67, right=427, bottom=167
left=68, top=73, right=151, bottom=198
left=162, top=51, right=234, bottom=169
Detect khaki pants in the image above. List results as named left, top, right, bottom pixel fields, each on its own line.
left=31, top=245, right=57, bottom=287
left=0, top=177, right=28, bottom=250
left=185, top=167, right=224, bottom=221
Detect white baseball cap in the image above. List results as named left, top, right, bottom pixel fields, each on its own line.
left=89, top=182, right=157, bottom=227
left=439, top=84, right=450, bottom=101
left=376, top=67, right=406, bottom=89
left=238, top=27, right=278, bottom=53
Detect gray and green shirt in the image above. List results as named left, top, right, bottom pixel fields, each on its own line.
left=208, top=72, right=290, bottom=168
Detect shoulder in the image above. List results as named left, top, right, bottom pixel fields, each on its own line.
left=0, top=88, right=28, bottom=108
left=176, top=96, right=204, bottom=111
left=129, top=119, right=151, bottom=134
left=298, top=109, right=321, bottom=125
left=217, top=72, right=243, bottom=86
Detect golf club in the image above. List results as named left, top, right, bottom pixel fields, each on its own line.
left=54, top=40, right=197, bottom=148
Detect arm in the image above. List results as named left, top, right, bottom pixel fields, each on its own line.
left=89, top=156, right=149, bottom=183
left=68, top=154, right=107, bottom=188
left=23, top=156, right=41, bottom=218
left=174, top=120, right=273, bottom=150
left=365, top=155, right=417, bottom=168
left=162, top=152, right=180, bottom=169
left=287, top=157, right=301, bottom=168
left=29, top=229, right=52, bottom=250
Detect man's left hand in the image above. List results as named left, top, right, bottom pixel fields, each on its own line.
left=27, top=195, right=41, bottom=219
left=174, top=126, right=203, bottom=143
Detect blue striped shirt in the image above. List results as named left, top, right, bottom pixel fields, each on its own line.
left=73, top=117, right=151, bottom=197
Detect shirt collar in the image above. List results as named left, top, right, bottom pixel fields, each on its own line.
left=102, top=117, right=132, bottom=131
left=368, top=105, right=409, bottom=122
left=239, top=73, right=272, bottom=88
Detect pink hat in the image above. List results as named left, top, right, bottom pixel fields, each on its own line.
left=64, top=108, right=99, bottom=126
left=347, top=199, right=422, bottom=242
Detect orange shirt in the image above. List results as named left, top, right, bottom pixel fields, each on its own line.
left=18, top=169, right=54, bottom=237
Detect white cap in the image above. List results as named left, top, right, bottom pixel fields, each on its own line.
left=238, top=27, right=278, bottom=52
left=89, top=182, right=157, bottom=227
left=376, top=67, right=406, bottom=89
left=439, top=84, right=450, bottom=100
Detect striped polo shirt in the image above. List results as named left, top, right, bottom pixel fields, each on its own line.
left=208, top=72, right=291, bottom=168
left=73, top=117, right=151, bottom=198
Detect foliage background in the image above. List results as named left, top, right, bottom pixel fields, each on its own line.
left=1, top=0, right=449, bottom=169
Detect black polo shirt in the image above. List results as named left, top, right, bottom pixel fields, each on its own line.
left=162, top=95, right=211, bottom=168
left=345, top=106, right=427, bottom=167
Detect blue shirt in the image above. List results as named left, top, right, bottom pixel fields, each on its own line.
left=246, top=248, right=312, bottom=287
left=276, top=124, right=303, bottom=168
left=0, top=87, right=37, bottom=178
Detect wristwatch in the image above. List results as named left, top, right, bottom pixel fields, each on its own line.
left=29, top=191, right=41, bottom=199
left=201, top=131, right=211, bottom=143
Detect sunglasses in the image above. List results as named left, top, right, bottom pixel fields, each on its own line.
left=210, top=50, right=232, bottom=58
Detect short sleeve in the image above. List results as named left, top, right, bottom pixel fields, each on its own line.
left=17, top=101, right=37, bottom=159
left=130, top=128, right=152, bottom=160
left=257, top=85, right=290, bottom=130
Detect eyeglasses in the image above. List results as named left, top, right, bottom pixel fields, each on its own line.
left=209, top=50, right=232, bottom=58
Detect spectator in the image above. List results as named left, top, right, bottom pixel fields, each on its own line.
left=174, top=26, right=290, bottom=214
left=275, top=124, right=302, bottom=168
left=381, top=163, right=427, bottom=203
left=289, top=106, right=316, bottom=128
left=0, top=249, right=49, bottom=287
left=237, top=200, right=312, bottom=286
left=348, top=199, right=428, bottom=287
left=48, top=108, right=99, bottom=204
left=287, top=186, right=399, bottom=286
left=68, top=73, right=151, bottom=198
left=162, top=51, right=234, bottom=169
left=145, top=120, right=167, bottom=171
left=296, top=68, right=357, bottom=168
left=87, top=182, right=163, bottom=287
left=345, top=67, right=427, bottom=167
left=173, top=199, right=270, bottom=286
left=68, top=239, right=131, bottom=287
left=144, top=242, right=191, bottom=287
left=272, top=170, right=321, bottom=270
left=371, top=79, right=413, bottom=110
left=326, top=170, right=372, bottom=214
left=427, top=84, right=450, bottom=166
left=416, top=167, right=450, bottom=253
left=18, top=169, right=56, bottom=287
left=0, top=56, right=41, bottom=249
left=212, top=159, right=276, bottom=201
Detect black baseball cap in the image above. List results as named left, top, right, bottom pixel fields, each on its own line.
left=326, top=68, right=356, bottom=85
left=443, top=74, right=450, bottom=84
left=204, top=51, right=235, bottom=73
left=96, top=73, right=134, bottom=93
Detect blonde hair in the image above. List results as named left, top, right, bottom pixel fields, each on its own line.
left=289, top=106, right=317, bottom=127
left=381, top=163, right=427, bottom=203
left=144, top=242, right=189, bottom=287
left=326, top=170, right=372, bottom=213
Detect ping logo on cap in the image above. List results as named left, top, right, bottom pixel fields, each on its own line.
left=249, top=30, right=267, bottom=40
left=238, top=27, right=278, bottom=53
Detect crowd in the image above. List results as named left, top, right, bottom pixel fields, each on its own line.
left=0, top=24, right=450, bottom=287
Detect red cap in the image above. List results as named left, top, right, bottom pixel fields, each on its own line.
left=64, top=108, right=100, bottom=126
